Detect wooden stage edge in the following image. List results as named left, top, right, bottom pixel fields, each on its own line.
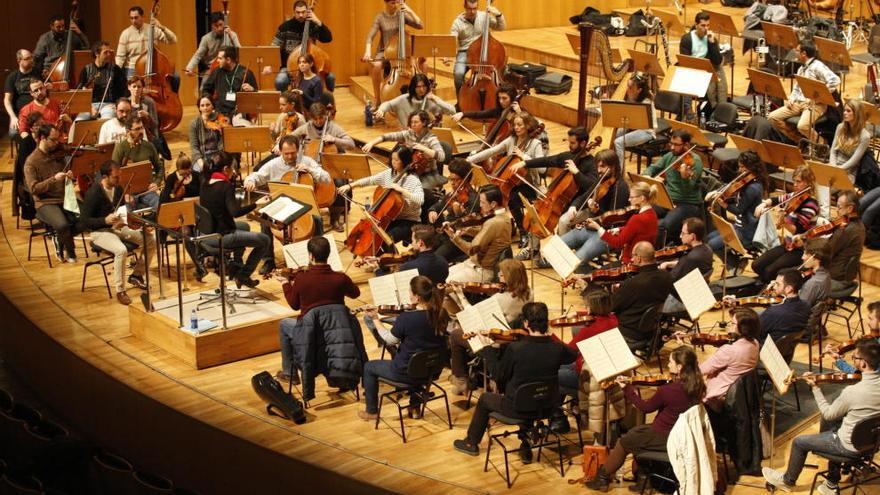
left=0, top=201, right=478, bottom=495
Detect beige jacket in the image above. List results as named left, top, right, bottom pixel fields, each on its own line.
left=116, top=24, right=178, bottom=69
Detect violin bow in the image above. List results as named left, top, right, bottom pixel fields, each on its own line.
left=432, top=167, right=473, bottom=221
left=656, top=145, right=698, bottom=177
left=61, top=131, right=91, bottom=172
left=453, top=120, right=493, bottom=148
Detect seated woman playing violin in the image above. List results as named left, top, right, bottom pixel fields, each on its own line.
left=427, top=158, right=479, bottom=263
left=586, top=346, right=706, bottom=491
left=189, top=94, right=229, bottom=173
left=752, top=165, right=821, bottom=283
left=643, top=129, right=703, bottom=245
left=697, top=307, right=760, bottom=406
left=268, top=91, right=305, bottom=156
left=704, top=150, right=768, bottom=273
left=447, top=259, right=530, bottom=395
left=466, top=112, right=546, bottom=255
left=159, top=154, right=207, bottom=281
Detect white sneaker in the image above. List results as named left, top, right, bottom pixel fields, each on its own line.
left=762, top=467, right=794, bottom=492
left=816, top=481, right=839, bottom=495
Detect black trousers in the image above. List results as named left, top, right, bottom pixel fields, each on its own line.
left=36, top=204, right=78, bottom=257
left=466, top=392, right=522, bottom=444
left=752, top=245, right=803, bottom=284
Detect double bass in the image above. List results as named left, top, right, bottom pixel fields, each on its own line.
left=135, top=0, right=182, bottom=133
left=380, top=0, right=423, bottom=103
left=458, top=0, right=506, bottom=113
left=287, top=0, right=333, bottom=89
left=45, top=0, right=80, bottom=91
left=207, top=0, right=231, bottom=73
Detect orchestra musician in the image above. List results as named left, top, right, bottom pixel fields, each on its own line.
left=200, top=46, right=257, bottom=125
left=374, top=74, right=456, bottom=128
left=23, top=124, right=78, bottom=263
left=269, top=0, right=334, bottom=92
left=17, top=80, right=70, bottom=137
left=111, top=116, right=163, bottom=202
left=277, top=236, right=360, bottom=384
left=78, top=160, right=156, bottom=306
left=679, top=12, right=726, bottom=116
left=337, top=146, right=424, bottom=244
left=115, top=5, right=178, bottom=78
left=757, top=268, right=811, bottom=343
left=752, top=165, right=820, bottom=283
left=98, top=98, right=137, bottom=145
left=828, top=190, right=865, bottom=293
left=798, top=239, right=831, bottom=306
left=704, top=150, right=768, bottom=272
left=362, top=0, right=424, bottom=105
left=560, top=147, right=629, bottom=238
left=34, top=14, right=88, bottom=77
left=427, top=159, right=479, bottom=263
left=290, top=54, right=325, bottom=113
left=612, top=242, right=673, bottom=352
left=698, top=306, right=760, bottom=405
left=76, top=41, right=126, bottom=121
left=185, top=11, right=241, bottom=77
left=388, top=224, right=449, bottom=284
left=644, top=129, right=703, bottom=244
left=613, top=74, right=657, bottom=164
left=559, top=289, right=618, bottom=392
left=14, top=112, right=46, bottom=216
left=243, top=134, right=330, bottom=275
left=159, top=153, right=206, bottom=281
left=824, top=302, right=880, bottom=374
left=453, top=302, right=578, bottom=459
left=358, top=275, right=447, bottom=421
left=269, top=91, right=305, bottom=155
left=127, top=75, right=165, bottom=157
left=586, top=347, right=706, bottom=491
left=447, top=258, right=530, bottom=395
left=199, top=151, right=271, bottom=289
left=446, top=0, right=506, bottom=94
left=763, top=339, right=880, bottom=494
left=660, top=218, right=714, bottom=314
left=189, top=94, right=228, bottom=173
left=467, top=112, right=544, bottom=253
left=4, top=50, right=38, bottom=136
left=451, top=82, right=519, bottom=123
left=767, top=42, right=839, bottom=143
left=830, top=99, right=871, bottom=185
left=443, top=184, right=513, bottom=284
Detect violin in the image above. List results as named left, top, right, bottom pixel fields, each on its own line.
left=710, top=171, right=756, bottom=206
left=549, top=313, right=595, bottom=328
left=814, top=331, right=880, bottom=363
left=135, top=0, right=183, bottom=132
left=528, top=136, right=603, bottom=236
left=785, top=217, right=848, bottom=251
left=714, top=295, right=783, bottom=309
left=344, top=164, right=412, bottom=257
left=684, top=332, right=739, bottom=348
left=563, top=264, right=638, bottom=287
left=593, top=174, right=617, bottom=203
left=446, top=211, right=493, bottom=230
left=45, top=0, right=79, bottom=91
left=458, top=0, right=506, bottom=113
left=352, top=304, right=417, bottom=315
left=204, top=112, right=231, bottom=131
left=793, top=372, right=862, bottom=386
left=262, top=266, right=308, bottom=280
left=657, top=146, right=697, bottom=178
left=655, top=245, right=690, bottom=262
left=288, top=0, right=333, bottom=90
left=601, top=373, right=675, bottom=390
left=438, top=281, right=506, bottom=295
left=354, top=251, right=412, bottom=268
left=591, top=206, right=639, bottom=229
left=462, top=328, right=529, bottom=342
left=169, top=172, right=192, bottom=201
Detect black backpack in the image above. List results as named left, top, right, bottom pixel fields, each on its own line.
left=856, top=151, right=880, bottom=192
left=625, top=10, right=648, bottom=37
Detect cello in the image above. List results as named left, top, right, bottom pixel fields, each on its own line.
left=301, top=105, right=338, bottom=208
left=344, top=164, right=413, bottom=258
left=458, top=0, right=507, bottom=113
left=135, top=0, right=183, bottom=133
left=380, top=0, right=422, bottom=103
left=287, top=0, right=333, bottom=90
left=45, top=0, right=80, bottom=91
left=278, top=145, right=317, bottom=242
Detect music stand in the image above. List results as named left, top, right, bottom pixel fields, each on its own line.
left=411, top=34, right=458, bottom=85
left=157, top=198, right=199, bottom=301
left=322, top=153, right=374, bottom=236
left=660, top=66, right=712, bottom=117
left=809, top=160, right=854, bottom=191
left=710, top=211, right=749, bottom=296
left=796, top=75, right=836, bottom=143
left=71, top=143, right=114, bottom=179
left=764, top=140, right=805, bottom=169
left=432, top=127, right=462, bottom=154
left=119, top=161, right=153, bottom=194
left=761, top=22, right=800, bottom=77
left=72, top=50, right=91, bottom=88
left=677, top=54, right=718, bottom=81
left=747, top=68, right=789, bottom=117
left=470, top=164, right=493, bottom=188
left=265, top=183, right=318, bottom=243
left=729, top=134, right=771, bottom=163
left=864, top=102, right=880, bottom=125
left=222, top=126, right=273, bottom=175
left=653, top=9, right=685, bottom=37
left=239, top=46, right=278, bottom=92
left=627, top=172, right=674, bottom=210
left=236, top=91, right=281, bottom=125
left=664, top=118, right=712, bottom=147
left=69, top=119, right=106, bottom=145
left=601, top=100, right=653, bottom=155
left=628, top=49, right=666, bottom=76
left=704, top=9, right=739, bottom=98
left=55, top=90, right=91, bottom=115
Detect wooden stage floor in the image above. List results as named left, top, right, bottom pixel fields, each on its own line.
left=3, top=10, right=880, bottom=494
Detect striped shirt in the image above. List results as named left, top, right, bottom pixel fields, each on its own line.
left=772, top=192, right=820, bottom=233
left=352, top=169, right=424, bottom=222
left=382, top=129, right=446, bottom=176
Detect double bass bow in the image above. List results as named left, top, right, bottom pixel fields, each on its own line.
left=287, top=0, right=333, bottom=90
left=135, top=0, right=182, bottom=133
left=45, top=0, right=80, bottom=91
left=458, top=0, right=506, bottom=113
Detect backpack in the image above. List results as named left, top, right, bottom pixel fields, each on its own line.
left=625, top=10, right=648, bottom=37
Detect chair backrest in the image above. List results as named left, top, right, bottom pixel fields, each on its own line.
left=406, top=349, right=446, bottom=381
left=805, top=301, right=827, bottom=340
left=195, top=203, right=215, bottom=236
left=654, top=91, right=682, bottom=115
left=437, top=140, right=453, bottom=166
left=638, top=303, right=662, bottom=337
left=870, top=24, right=880, bottom=56
left=710, top=102, right=739, bottom=125
left=511, top=380, right=558, bottom=416
left=850, top=413, right=880, bottom=454
left=773, top=330, right=805, bottom=365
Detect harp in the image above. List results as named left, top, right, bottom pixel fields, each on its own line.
left=575, top=23, right=633, bottom=142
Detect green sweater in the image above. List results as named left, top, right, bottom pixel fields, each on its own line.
left=112, top=139, right=163, bottom=181
left=644, top=152, right=704, bottom=205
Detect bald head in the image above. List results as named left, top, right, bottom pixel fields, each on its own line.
left=632, top=241, right=655, bottom=265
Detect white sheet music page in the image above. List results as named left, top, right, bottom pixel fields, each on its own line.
left=760, top=336, right=793, bottom=395
left=368, top=273, right=402, bottom=306
left=456, top=305, right=486, bottom=335
left=392, top=269, right=420, bottom=305
left=259, top=196, right=305, bottom=223
left=323, top=233, right=344, bottom=271
left=577, top=328, right=640, bottom=382
left=281, top=241, right=309, bottom=269
left=475, top=295, right=509, bottom=329
left=540, top=235, right=581, bottom=279
left=674, top=268, right=716, bottom=320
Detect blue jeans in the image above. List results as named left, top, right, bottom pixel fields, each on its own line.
left=656, top=203, right=702, bottom=246
left=453, top=51, right=469, bottom=94
left=279, top=317, right=299, bottom=375
left=558, top=363, right=579, bottom=391
left=363, top=359, right=414, bottom=414
left=783, top=420, right=859, bottom=486
left=75, top=102, right=115, bottom=122
left=275, top=68, right=336, bottom=92
left=860, top=186, right=880, bottom=227
left=203, top=221, right=270, bottom=279
left=614, top=128, right=655, bottom=165
left=561, top=227, right=609, bottom=263
left=136, top=191, right=160, bottom=211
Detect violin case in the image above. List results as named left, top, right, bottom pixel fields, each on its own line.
left=534, top=72, right=573, bottom=95
left=251, top=371, right=307, bottom=424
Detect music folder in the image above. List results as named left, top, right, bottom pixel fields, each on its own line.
left=256, top=194, right=311, bottom=226
left=578, top=328, right=641, bottom=383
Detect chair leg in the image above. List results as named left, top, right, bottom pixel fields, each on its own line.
left=437, top=384, right=452, bottom=430
left=101, top=263, right=112, bottom=299
left=793, top=380, right=801, bottom=412
left=375, top=393, right=384, bottom=431
left=502, top=441, right=512, bottom=489
left=484, top=428, right=494, bottom=473
left=42, top=233, right=52, bottom=268
left=80, top=233, right=89, bottom=258
left=81, top=263, right=89, bottom=293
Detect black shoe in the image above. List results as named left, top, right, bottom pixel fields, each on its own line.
left=226, top=261, right=243, bottom=279
left=258, top=260, right=276, bottom=277
left=127, top=274, right=147, bottom=290
left=53, top=236, right=64, bottom=262
left=453, top=439, right=479, bottom=457
left=518, top=441, right=533, bottom=464
left=194, top=266, right=208, bottom=282
left=235, top=277, right=260, bottom=289
left=586, top=466, right=611, bottom=492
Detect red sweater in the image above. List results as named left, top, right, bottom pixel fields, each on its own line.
left=601, top=208, right=658, bottom=263
left=19, top=99, right=63, bottom=134
left=567, top=314, right=619, bottom=372
left=282, top=264, right=360, bottom=315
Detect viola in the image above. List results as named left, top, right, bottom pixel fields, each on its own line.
left=344, top=165, right=412, bottom=257
left=687, top=332, right=738, bottom=348
left=45, top=0, right=79, bottom=91
left=592, top=206, right=639, bottom=229
left=528, top=136, right=602, bottom=236
left=563, top=265, right=638, bottom=288
left=446, top=211, right=493, bottom=230
left=135, top=0, right=183, bottom=132
left=655, top=245, right=690, bottom=262
left=262, top=266, right=308, bottom=280
left=602, top=373, right=675, bottom=389
left=458, top=0, right=506, bottom=113
left=785, top=217, right=848, bottom=251
left=549, top=313, right=595, bottom=328
left=438, top=281, right=506, bottom=295
left=795, top=372, right=862, bottom=386
left=169, top=173, right=193, bottom=201
left=353, top=251, right=412, bottom=268
left=288, top=0, right=333, bottom=90
left=657, top=146, right=697, bottom=178
left=352, top=303, right=417, bottom=315
left=711, top=171, right=756, bottom=205
left=463, top=328, right=529, bottom=342
left=204, top=112, right=231, bottom=131
left=593, top=174, right=617, bottom=203
left=714, top=295, right=783, bottom=309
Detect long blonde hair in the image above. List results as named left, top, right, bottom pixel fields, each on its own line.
left=835, top=99, right=867, bottom=154
left=499, top=259, right=530, bottom=301
left=630, top=181, right=657, bottom=203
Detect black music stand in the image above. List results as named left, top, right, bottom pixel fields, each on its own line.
left=322, top=153, right=374, bottom=237
left=747, top=68, right=788, bottom=118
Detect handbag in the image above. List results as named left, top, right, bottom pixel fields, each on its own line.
left=568, top=444, right=609, bottom=484
left=63, top=178, right=80, bottom=215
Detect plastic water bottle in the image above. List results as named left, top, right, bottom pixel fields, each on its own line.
left=698, top=112, right=705, bottom=129
left=190, top=308, right=198, bottom=331
left=365, top=99, right=374, bottom=127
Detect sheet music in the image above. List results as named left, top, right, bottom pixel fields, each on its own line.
left=540, top=235, right=581, bottom=279
left=577, top=329, right=640, bottom=383
left=456, top=306, right=487, bottom=335
left=392, top=269, right=419, bottom=305
left=259, top=196, right=306, bottom=223
left=457, top=296, right=508, bottom=335
left=368, top=274, right=401, bottom=306
left=760, top=336, right=793, bottom=395
left=667, top=67, right=713, bottom=97
left=280, top=234, right=343, bottom=272
left=674, top=268, right=716, bottom=320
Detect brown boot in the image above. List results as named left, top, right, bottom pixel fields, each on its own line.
left=116, top=291, right=132, bottom=305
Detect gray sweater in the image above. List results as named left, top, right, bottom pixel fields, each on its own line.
left=813, top=369, right=880, bottom=452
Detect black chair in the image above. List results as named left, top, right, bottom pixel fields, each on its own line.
left=633, top=304, right=665, bottom=372
left=557, top=384, right=585, bottom=450
left=632, top=449, right=680, bottom=495
left=375, top=349, right=452, bottom=443
left=825, top=257, right=864, bottom=338
left=27, top=219, right=89, bottom=267
left=760, top=330, right=805, bottom=411
left=81, top=240, right=139, bottom=298
left=484, top=380, right=566, bottom=488
left=704, top=102, right=739, bottom=149
left=803, top=301, right=829, bottom=371
left=808, top=414, right=880, bottom=495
